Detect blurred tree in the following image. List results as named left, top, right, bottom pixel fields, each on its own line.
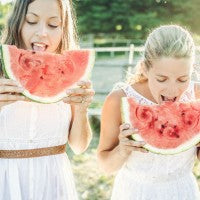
left=75, top=0, right=200, bottom=40
left=0, top=2, right=11, bottom=36
left=0, top=1, right=200, bottom=42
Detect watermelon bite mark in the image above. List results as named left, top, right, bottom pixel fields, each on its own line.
left=121, top=97, right=200, bottom=155
left=0, top=45, right=95, bottom=103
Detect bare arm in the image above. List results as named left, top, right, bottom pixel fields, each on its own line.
left=68, top=106, right=92, bottom=154
left=63, top=80, right=94, bottom=154
left=97, top=90, right=147, bottom=174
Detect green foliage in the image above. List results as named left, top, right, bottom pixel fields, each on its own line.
left=75, top=0, right=200, bottom=40
left=0, top=2, right=11, bottom=35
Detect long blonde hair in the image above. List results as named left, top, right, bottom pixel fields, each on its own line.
left=128, top=25, right=195, bottom=84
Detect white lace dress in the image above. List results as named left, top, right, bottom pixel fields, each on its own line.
left=0, top=101, right=78, bottom=200
left=111, top=81, right=200, bottom=200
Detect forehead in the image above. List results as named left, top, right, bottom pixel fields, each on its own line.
left=150, top=57, right=193, bottom=76
left=27, top=0, right=61, bottom=18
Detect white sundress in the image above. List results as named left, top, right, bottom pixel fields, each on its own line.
left=111, top=81, right=200, bottom=200
left=0, top=101, right=78, bottom=200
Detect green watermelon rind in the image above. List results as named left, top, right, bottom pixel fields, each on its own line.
left=121, top=97, right=200, bottom=155
left=131, top=133, right=200, bottom=155
left=0, top=45, right=95, bottom=104
left=0, top=45, right=9, bottom=79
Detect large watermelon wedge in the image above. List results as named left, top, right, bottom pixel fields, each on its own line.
left=121, top=97, right=200, bottom=155
left=0, top=45, right=95, bottom=103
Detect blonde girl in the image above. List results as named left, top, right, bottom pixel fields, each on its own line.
left=98, top=25, right=200, bottom=200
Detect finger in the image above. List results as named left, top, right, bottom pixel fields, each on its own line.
left=66, top=88, right=95, bottom=96
left=77, top=80, right=92, bottom=89
left=125, top=140, right=146, bottom=148
left=119, top=130, right=134, bottom=139
left=0, top=78, right=19, bottom=86
left=126, top=146, right=149, bottom=153
left=63, top=96, right=82, bottom=104
left=119, top=123, right=131, bottom=132
left=0, top=85, right=24, bottom=94
left=0, top=94, right=26, bottom=101
left=120, top=128, right=139, bottom=137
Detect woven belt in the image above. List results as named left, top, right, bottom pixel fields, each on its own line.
left=0, top=143, right=66, bottom=159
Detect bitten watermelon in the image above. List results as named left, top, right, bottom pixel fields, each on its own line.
left=121, top=97, right=200, bottom=155
left=0, top=45, right=95, bottom=103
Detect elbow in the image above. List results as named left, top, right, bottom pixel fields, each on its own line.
left=69, top=136, right=92, bottom=155
left=71, top=145, right=88, bottom=155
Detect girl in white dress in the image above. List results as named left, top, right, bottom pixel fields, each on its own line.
left=0, top=0, right=94, bottom=199
left=97, top=25, right=200, bottom=200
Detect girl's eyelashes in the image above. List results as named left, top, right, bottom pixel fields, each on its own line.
left=156, top=79, right=166, bottom=83
left=156, top=79, right=188, bottom=83
left=26, top=21, right=59, bottom=28
left=178, top=79, right=188, bottom=83
left=48, top=24, right=59, bottom=28
left=27, top=21, right=37, bottom=25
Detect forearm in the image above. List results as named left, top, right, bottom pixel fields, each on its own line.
left=97, top=145, right=130, bottom=174
left=68, top=108, right=92, bottom=154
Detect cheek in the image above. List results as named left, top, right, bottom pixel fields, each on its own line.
left=148, top=78, right=165, bottom=96
left=21, top=24, right=32, bottom=48
left=50, top=28, right=62, bottom=45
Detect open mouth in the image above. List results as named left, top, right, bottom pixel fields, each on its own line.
left=31, top=43, right=48, bottom=52
left=161, top=95, right=177, bottom=102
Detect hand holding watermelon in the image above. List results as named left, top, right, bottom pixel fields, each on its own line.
left=0, top=78, right=27, bottom=109
left=118, top=123, right=148, bottom=158
left=63, top=80, right=95, bottom=110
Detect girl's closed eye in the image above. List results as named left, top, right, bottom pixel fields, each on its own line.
left=156, top=78, right=167, bottom=82
left=178, top=76, right=189, bottom=83
left=27, top=20, right=37, bottom=25
left=48, top=24, right=59, bottom=28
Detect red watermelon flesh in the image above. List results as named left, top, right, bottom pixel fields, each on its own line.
left=0, top=45, right=95, bottom=103
left=122, top=97, right=200, bottom=154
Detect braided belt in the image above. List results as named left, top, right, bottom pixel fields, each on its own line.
left=0, top=143, right=66, bottom=159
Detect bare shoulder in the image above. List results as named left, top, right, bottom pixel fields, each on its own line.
left=102, top=89, right=126, bottom=124
left=194, top=81, right=200, bottom=99
left=105, top=89, right=126, bottom=104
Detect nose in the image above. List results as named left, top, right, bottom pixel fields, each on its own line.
left=165, top=84, right=180, bottom=97
left=35, top=23, right=48, bottom=37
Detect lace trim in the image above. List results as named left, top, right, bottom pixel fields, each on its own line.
left=122, top=81, right=195, bottom=105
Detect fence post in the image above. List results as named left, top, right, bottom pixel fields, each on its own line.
left=127, top=44, right=134, bottom=74
left=122, top=44, right=135, bottom=80
left=128, top=44, right=134, bottom=65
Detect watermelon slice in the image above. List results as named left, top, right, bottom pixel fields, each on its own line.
left=0, top=45, right=95, bottom=103
left=121, top=97, right=200, bottom=155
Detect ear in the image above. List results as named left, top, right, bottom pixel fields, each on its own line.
left=140, top=61, right=149, bottom=78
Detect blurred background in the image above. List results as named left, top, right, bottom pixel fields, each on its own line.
left=0, top=0, right=200, bottom=199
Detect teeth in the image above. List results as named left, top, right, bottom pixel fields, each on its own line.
left=32, top=43, right=47, bottom=52
left=161, top=95, right=176, bottom=102
left=34, top=43, right=46, bottom=47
